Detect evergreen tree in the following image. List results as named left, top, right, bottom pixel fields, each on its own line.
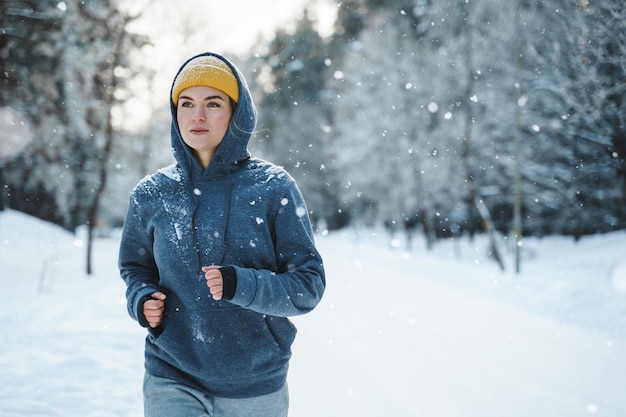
left=2, top=0, right=145, bottom=237
left=1, top=0, right=65, bottom=219
left=253, top=8, right=338, bottom=229
left=521, top=0, right=626, bottom=237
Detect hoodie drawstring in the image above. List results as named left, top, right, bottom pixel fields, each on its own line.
left=218, top=168, right=233, bottom=266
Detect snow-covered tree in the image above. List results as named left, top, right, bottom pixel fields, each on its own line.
left=2, top=0, right=146, bottom=273
left=522, top=0, right=626, bottom=237
left=2, top=1, right=144, bottom=233
left=251, top=9, right=341, bottom=229
left=330, top=17, right=425, bottom=232
left=1, top=0, right=65, bottom=219
left=330, top=1, right=506, bottom=248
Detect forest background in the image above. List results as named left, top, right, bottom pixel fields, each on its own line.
left=1, top=0, right=625, bottom=273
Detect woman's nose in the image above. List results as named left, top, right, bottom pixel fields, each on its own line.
left=192, top=109, right=206, bottom=122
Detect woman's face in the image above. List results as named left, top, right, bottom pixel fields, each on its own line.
left=176, top=85, right=233, bottom=168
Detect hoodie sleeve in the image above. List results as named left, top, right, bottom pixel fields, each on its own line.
left=227, top=179, right=325, bottom=317
left=118, top=190, right=161, bottom=326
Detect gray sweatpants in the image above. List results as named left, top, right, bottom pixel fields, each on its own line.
left=143, top=373, right=289, bottom=417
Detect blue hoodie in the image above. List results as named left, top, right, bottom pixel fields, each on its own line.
left=118, top=52, right=325, bottom=398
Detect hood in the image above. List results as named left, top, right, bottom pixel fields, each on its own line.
left=169, top=52, right=258, bottom=180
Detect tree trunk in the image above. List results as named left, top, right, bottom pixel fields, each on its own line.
left=460, top=0, right=505, bottom=271
left=85, top=16, right=132, bottom=275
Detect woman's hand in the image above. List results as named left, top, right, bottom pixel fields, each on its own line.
left=202, top=265, right=223, bottom=300
left=143, top=291, right=167, bottom=328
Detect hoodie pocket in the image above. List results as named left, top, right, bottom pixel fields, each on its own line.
left=264, top=315, right=297, bottom=350
left=152, top=307, right=293, bottom=381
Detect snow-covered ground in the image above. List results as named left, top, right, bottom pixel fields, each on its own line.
left=1, top=209, right=625, bottom=417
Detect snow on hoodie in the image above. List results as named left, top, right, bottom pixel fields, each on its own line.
left=118, top=52, right=325, bottom=398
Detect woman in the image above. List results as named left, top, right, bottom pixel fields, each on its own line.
left=119, top=52, right=326, bottom=417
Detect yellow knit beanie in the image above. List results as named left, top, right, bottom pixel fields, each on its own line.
left=171, top=55, right=239, bottom=105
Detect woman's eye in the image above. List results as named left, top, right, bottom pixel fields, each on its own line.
left=180, top=101, right=193, bottom=108
left=207, top=102, right=220, bottom=108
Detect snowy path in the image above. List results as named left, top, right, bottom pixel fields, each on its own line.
left=1, top=211, right=625, bottom=416
left=290, top=234, right=626, bottom=417
left=1, top=233, right=145, bottom=417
